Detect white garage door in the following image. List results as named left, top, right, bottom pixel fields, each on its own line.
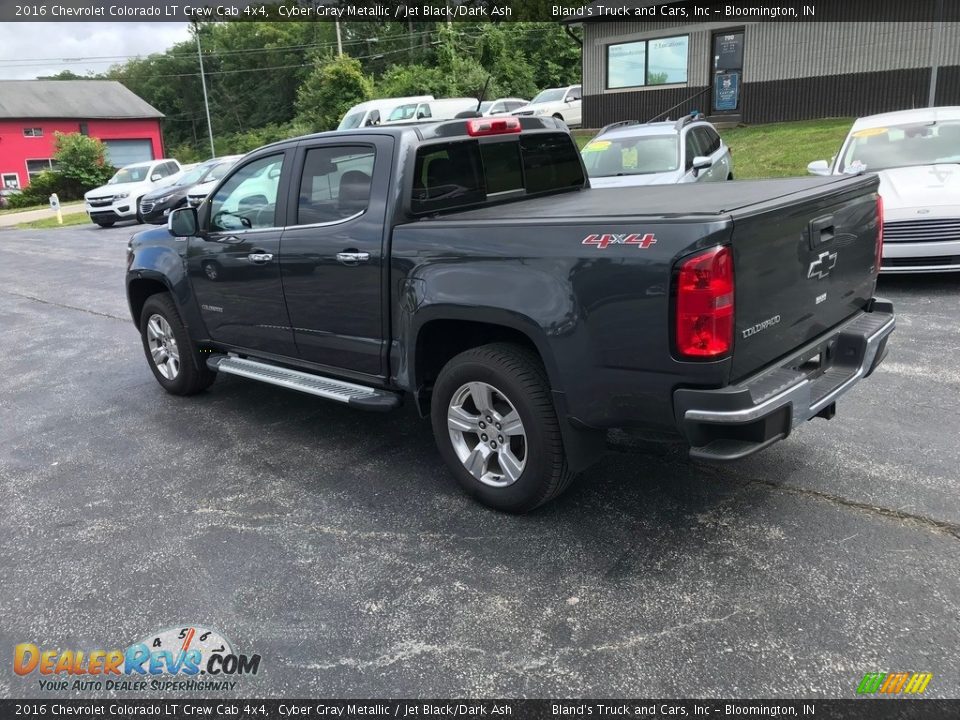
left=104, top=140, right=154, bottom=167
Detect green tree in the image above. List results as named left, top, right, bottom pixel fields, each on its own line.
left=53, top=132, right=114, bottom=188
left=295, top=54, right=373, bottom=132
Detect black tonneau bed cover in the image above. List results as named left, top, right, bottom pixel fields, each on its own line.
left=424, top=175, right=875, bottom=222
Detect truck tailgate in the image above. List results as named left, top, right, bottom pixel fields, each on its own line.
left=729, top=174, right=881, bottom=382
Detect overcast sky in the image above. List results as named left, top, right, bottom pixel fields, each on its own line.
left=0, top=23, right=192, bottom=80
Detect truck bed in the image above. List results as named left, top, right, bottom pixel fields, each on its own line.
left=422, top=176, right=874, bottom=222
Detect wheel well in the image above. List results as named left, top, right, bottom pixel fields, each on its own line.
left=552, top=113, right=564, bottom=120
left=414, top=320, right=542, bottom=413
left=127, top=278, right=169, bottom=325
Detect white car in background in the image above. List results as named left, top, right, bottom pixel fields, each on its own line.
left=381, top=98, right=479, bottom=124
left=808, top=106, right=960, bottom=273
left=512, top=85, right=582, bottom=127
left=84, top=159, right=182, bottom=227
left=581, top=114, right=733, bottom=187
left=337, top=95, right=434, bottom=130
left=478, top=98, right=529, bottom=116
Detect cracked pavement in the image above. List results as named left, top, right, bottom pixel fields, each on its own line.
left=1, top=223, right=958, bottom=699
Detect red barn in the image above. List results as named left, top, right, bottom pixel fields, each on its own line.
left=0, top=80, right=164, bottom=190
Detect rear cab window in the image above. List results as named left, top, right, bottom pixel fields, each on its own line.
left=410, top=132, right=585, bottom=215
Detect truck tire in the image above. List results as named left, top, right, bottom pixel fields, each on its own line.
left=135, top=198, right=145, bottom=224
left=139, top=293, right=216, bottom=396
left=430, top=343, right=575, bottom=513
left=95, top=221, right=115, bottom=228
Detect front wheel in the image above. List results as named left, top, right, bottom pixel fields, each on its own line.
left=95, top=220, right=115, bottom=228
left=430, top=343, right=576, bottom=513
left=139, top=293, right=216, bottom=395
left=135, top=198, right=144, bottom=224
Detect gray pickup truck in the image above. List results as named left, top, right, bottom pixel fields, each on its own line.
left=126, top=116, right=894, bottom=512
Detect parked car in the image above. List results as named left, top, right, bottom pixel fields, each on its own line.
left=382, top=98, right=479, bottom=124
left=512, top=85, right=582, bottom=126
left=582, top=114, right=734, bottom=187
left=185, top=156, right=255, bottom=210
left=0, top=187, right=21, bottom=208
left=479, top=98, right=529, bottom=116
left=808, top=106, right=960, bottom=273
left=84, top=159, right=182, bottom=227
left=140, top=156, right=242, bottom=225
left=338, top=96, right=435, bottom=130
left=127, top=116, right=892, bottom=513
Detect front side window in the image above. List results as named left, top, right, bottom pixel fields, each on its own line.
left=209, top=154, right=284, bottom=231
left=607, top=35, right=688, bottom=89
left=416, top=104, right=432, bottom=119
left=684, top=132, right=702, bottom=169
left=389, top=104, right=418, bottom=122
left=566, top=86, right=582, bottom=102
left=296, top=146, right=375, bottom=225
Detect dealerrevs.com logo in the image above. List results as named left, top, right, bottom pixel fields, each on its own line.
left=14, top=625, right=261, bottom=692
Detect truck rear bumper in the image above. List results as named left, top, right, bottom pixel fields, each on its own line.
left=673, top=298, right=895, bottom=461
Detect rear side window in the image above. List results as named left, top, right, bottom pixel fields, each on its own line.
left=411, top=133, right=585, bottom=214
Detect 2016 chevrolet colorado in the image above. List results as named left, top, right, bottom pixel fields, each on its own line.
left=125, top=116, right=894, bottom=512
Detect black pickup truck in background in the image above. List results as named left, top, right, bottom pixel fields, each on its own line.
left=126, top=116, right=894, bottom=512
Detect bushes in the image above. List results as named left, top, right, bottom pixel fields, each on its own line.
left=7, top=171, right=77, bottom=208
left=11, top=132, right=115, bottom=208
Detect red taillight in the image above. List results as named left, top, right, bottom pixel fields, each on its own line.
left=675, top=246, right=735, bottom=359
left=875, top=194, right=884, bottom=272
left=466, top=116, right=522, bottom=137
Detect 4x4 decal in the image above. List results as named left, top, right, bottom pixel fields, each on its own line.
left=582, top=233, right=657, bottom=250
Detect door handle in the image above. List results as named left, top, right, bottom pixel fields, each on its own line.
left=247, top=253, right=273, bottom=263
left=336, top=251, right=370, bottom=266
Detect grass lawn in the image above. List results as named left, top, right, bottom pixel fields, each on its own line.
left=8, top=213, right=92, bottom=230
left=574, top=118, right=853, bottom=179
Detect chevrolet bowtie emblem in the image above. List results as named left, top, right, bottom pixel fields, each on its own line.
left=808, top=250, right=838, bottom=280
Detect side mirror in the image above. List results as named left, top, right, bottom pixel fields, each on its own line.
left=691, top=156, right=713, bottom=176
left=807, top=160, right=831, bottom=176
left=168, top=206, right=198, bottom=237
left=416, top=111, right=427, bottom=119
left=151, top=173, right=162, bottom=182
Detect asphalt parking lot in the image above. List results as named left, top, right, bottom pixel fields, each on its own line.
left=1, top=222, right=958, bottom=699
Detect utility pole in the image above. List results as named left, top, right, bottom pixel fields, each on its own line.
left=928, top=0, right=944, bottom=106
left=335, top=21, right=343, bottom=56
left=193, top=21, right=216, bottom=158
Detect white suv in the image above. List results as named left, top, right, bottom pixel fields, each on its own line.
left=85, top=159, right=182, bottom=227
left=512, top=85, right=582, bottom=127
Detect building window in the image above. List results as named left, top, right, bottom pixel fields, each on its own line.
left=2, top=173, right=21, bottom=190
left=22, top=127, right=43, bottom=137
left=607, top=35, right=689, bottom=89
left=26, top=159, right=56, bottom=178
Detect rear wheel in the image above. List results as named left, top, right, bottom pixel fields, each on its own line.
left=139, top=293, right=215, bottom=395
left=430, top=343, right=575, bottom=513
left=727, top=173, right=734, bottom=180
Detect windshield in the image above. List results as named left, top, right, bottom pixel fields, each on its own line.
left=108, top=166, right=149, bottom=184
left=531, top=89, right=566, bottom=104
left=206, top=160, right=235, bottom=182
left=338, top=111, right=365, bottom=130
left=174, top=165, right=208, bottom=186
left=581, top=135, right=680, bottom=176
left=840, top=121, right=960, bottom=173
